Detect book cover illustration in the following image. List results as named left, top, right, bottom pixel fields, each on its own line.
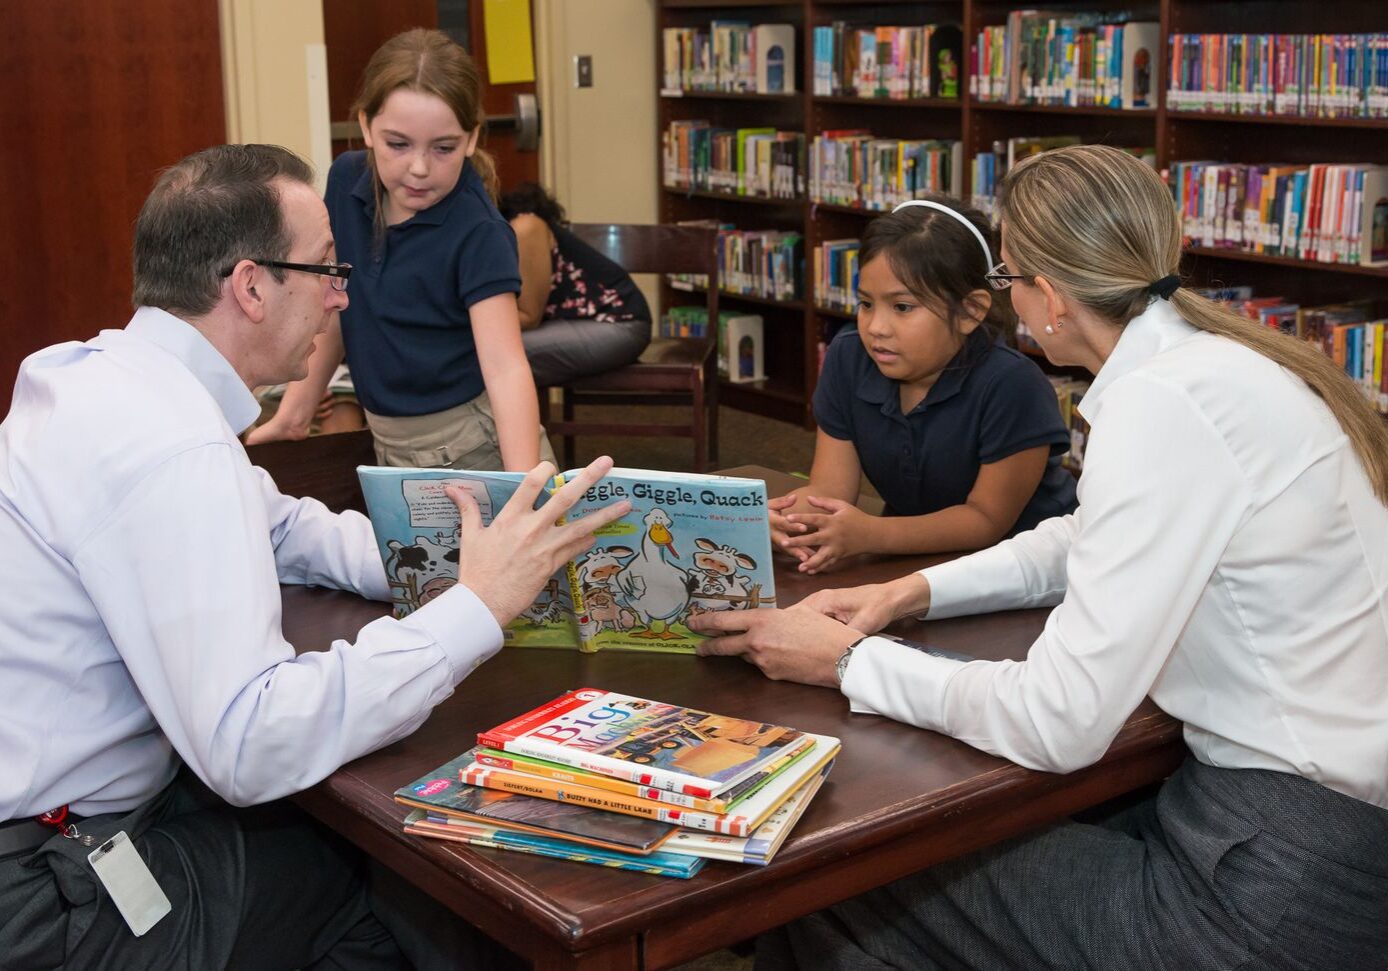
left=402, top=810, right=705, bottom=879
left=477, top=688, right=811, bottom=798
left=393, top=751, right=676, bottom=854
left=567, top=467, right=776, bottom=653
left=356, top=466, right=776, bottom=654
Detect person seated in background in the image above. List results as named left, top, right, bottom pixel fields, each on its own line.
left=769, top=197, right=1077, bottom=575
left=498, top=182, right=652, bottom=387
left=0, top=142, right=628, bottom=968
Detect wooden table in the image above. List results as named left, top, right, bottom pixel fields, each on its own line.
left=284, top=467, right=1184, bottom=970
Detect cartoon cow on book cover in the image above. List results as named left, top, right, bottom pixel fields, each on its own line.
left=383, top=532, right=459, bottom=614
left=687, top=538, right=759, bottom=616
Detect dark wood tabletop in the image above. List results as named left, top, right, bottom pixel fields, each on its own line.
left=284, top=466, right=1185, bottom=971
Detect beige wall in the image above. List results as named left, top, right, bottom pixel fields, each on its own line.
left=219, top=0, right=332, bottom=193
left=535, top=0, right=657, bottom=225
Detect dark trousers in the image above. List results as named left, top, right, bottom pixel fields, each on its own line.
left=0, top=774, right=406, bottom=970
left=757, top=759, right=1388, bottom=970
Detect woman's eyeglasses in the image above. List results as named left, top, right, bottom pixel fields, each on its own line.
left=984, top=261, right=1029, bottom=292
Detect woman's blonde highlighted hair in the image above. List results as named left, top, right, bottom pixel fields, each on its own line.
left=353, top=28, right=499, bottom=237
left=998, top=143, right=1388, bottom=503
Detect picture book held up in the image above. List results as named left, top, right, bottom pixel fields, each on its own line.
left=357, top=466, right=777, bottom=654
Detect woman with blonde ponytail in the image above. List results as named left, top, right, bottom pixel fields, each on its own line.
left=250, top=28, right=555, bottom=473
left=694, top=144, right=1388, bottom=968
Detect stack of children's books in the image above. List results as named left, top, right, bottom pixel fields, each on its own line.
left=395, top=689, right=840, bottom=878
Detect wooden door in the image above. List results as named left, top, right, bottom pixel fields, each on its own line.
left=322, top=0, right=539, bottom=192
left=0, top=0, right=226, bottom=414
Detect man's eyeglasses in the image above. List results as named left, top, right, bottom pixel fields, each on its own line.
left=984, top=260, right=1029, bottom=292
left=220, top=259, right=353, bottom=292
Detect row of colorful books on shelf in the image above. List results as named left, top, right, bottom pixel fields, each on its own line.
left=811, top=23, right=962, bottom=100
left=1199, top=286, right=1388, bottom=412
left=972, top=13, right=1158, bottom=109
left=661, top=22, right=796, bottom=95
left=1048, top=374, right=1091, bottom=473
left=1168, top=161, right=1388, bottom=267
left=1167, top=33, right=1388, bottom=119
left=662, top=122, right=805, bottom=199
left=660, top=306, right=767, bottom=383
left=663, top=223, right=803, bottom=302
left=969, top=136, right=1156, bottom=216
left=396, top=690, right=838, bottom=877
left=813, top=239, right=861, bottom=313
left=809, top=133, right=963, bottom=210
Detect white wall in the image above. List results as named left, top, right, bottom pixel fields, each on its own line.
left=535, top=0, right=658, bottom=225
left=219, top=0, right=332, bottom=193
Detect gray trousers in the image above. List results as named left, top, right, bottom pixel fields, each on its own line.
left=522, top=316, right=650, bottom=388
left=0, top=772, right=523, bottom=970
left=758, top=758, right=1388, bottom=970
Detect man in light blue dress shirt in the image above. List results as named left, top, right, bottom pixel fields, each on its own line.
left=0, top=145, right=624, bottom=968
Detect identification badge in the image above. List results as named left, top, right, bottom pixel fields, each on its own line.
left=87, top=831, right=172, bottom=937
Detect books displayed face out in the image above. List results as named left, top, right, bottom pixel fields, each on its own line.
left=357, top=466, right=776, bottom=654
left=397, top=690, right=837, bottom=876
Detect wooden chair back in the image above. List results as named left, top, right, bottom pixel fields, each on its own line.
left=244, top=428, right=376, bottom=514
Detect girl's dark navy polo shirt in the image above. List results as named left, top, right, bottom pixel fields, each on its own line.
left=325, top=151, right=521, bottom=417
left=813, top=328, right=1077, bottom=535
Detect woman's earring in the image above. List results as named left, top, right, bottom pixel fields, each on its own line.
left=1044, top=317, right=1064, bottom=336
left=1043, top=324, right=1055, bottom=335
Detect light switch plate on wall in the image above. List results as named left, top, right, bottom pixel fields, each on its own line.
left=574, top=55, right=593, bottom=88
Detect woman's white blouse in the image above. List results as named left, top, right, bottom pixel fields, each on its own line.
left=841, top=299, right=1388, bottom=810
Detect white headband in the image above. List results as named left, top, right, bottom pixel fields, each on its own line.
left=890, top=200, right=993, bottom=273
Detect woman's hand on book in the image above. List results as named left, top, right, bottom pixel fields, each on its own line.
left=690, top=606, right=861, bottom=689
left=445, top=457, right=631, bottom=627
left=796, top=575, right=931, bottom=634
left=780, top=497, right=876, bottom=574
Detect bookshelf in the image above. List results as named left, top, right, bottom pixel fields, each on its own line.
left=655, top=0, right=1388, bottom=428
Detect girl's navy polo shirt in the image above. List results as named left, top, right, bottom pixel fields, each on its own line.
left=813, top=328, right=1077, bottom=535
left=325, top=151, right=521, bottom=418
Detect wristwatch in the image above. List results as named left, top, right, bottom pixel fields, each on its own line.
left=834, top=636, right=868, bottom=687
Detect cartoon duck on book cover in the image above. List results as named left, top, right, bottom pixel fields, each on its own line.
left=356, top=466, right=776, bottom=654
left=566, top=468, right=776, bottom=653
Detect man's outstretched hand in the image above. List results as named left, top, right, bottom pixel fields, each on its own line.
left=449, top=456, right=630, bottom=626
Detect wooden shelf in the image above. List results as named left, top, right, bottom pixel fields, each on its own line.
left=661, top=89, right=800, bottom=101
left=670, top=282, right=806, bottom=311
left=970, top=101, right=1157, bottom=118
left=1184, top=247, right=1388, bottom=279
left=663, top=186, right=803, bottom=208
left=813, top=303, right=856, bottom=320
left=810, top=201, right=890, bottom=217
left=1168, top=111, right=1388, bottom=131
left=720, top=378, right=807, bottom=424
left=813, top=95, right=961, bottom=109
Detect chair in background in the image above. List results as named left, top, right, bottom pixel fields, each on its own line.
left=244, top=428, right=376, bottom=514
left=540, top=223, right=720, bottom=472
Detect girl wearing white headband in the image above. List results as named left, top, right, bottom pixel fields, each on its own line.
left=769, top=194, right=1076, bottom=574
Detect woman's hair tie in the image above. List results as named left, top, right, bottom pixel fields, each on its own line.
left=1148, top=274, right=1180, bottom=300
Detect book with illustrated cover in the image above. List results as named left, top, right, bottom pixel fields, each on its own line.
left=402, top=810, right=705, bottom=879
left=460, top=734, right=838, bottom=837
left=356, top=465, right=776, bottom=654
left=477, top=688, right=812, bottom=799
left=393, top=752, right=676, bottom=855
left=664, top=760, right=833, bottom=865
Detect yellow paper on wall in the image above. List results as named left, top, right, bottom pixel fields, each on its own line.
left=483, top=0, right=536, bottom=85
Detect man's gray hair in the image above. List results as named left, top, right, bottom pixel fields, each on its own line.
left=132, top=144, right=315, bottom=317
